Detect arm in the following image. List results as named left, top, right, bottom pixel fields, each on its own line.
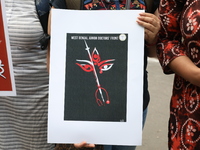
left=157, top=0, right=200, bottom=86
left=137, top=9, right=160, bottom=58
left=47, top=7, right=52, bottom=72
left=169, top=56, right=200, bottom=87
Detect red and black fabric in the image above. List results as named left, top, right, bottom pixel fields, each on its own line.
left=157, top=0, right=200, bottom=149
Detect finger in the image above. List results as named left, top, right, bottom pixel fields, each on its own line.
left=74, top=141, right=95, bottom=148
left=137, top=19, right=157, bottom=33
left=137, top=13, right=160, bottom=28
left=138, top=12, right=159, bottom=19
left=136, top=13, right=160, bottom=43
left=137, top=16, right=160, bottom=29
left=137, top=17, right=160, bottom=35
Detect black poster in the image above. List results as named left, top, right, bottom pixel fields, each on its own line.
left=64, top=33, right=128, bottom=122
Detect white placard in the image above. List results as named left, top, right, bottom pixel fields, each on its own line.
left=48, top=9, right=144, bottom=146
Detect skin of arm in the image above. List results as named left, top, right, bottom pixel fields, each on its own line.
left=137, top=9, right=160, bottom=58
left=168, top=56, right=200, bottom=87
left=47, top=7, right=52, bottom=72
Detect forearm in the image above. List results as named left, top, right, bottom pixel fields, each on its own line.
left=146, top=35, right=158, bottom=58
left=46, top=8, right=53, bottom=72
left=47, top=44, right=50, bottom=72
left=169, top=56, right=200, bottom=87
left=146, top=45, right=157, bottom=58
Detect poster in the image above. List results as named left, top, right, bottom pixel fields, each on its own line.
left=48, top=9, right=144, bottom=146
left=64, top=33, right=128, bottom=122
left=0, top=0, right=16, bottom=96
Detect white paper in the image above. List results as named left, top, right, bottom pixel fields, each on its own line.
left=48, top=9, right=144, bottom=146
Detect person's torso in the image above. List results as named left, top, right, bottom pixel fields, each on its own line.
left=5, top=0, right=48, bottom=65
left=5, top=0, right=43, bottom=48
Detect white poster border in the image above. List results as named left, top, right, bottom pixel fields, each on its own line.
left=48, top=9, right=144, bottom=146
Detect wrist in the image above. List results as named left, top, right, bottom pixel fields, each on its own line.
left=145, top=41, right=157, bottom=47
left=146, top=34, right=158, bottom=47
left=146, top=38, right=158, bottom=47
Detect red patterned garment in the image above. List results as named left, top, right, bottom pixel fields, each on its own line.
left=83, top=0, right=146, bottom=10
left=157, top=0, right=200, bottom=149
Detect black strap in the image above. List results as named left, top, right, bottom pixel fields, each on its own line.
left=144, top=0, right=154, bottom=13
left=35, top=0, right=50, bottom=50
left=65, top=0, right=84, bottom=10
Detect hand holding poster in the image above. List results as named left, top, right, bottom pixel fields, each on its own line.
left=0, top=0, right=16, bottom=96
left=48, top=9, right=144, bottom=146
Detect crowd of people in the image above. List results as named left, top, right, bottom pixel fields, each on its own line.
left=0, top=0, right=199, bottom=149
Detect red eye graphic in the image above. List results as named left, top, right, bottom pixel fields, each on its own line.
left=99, top=63, right=114, bottom=74
left=98, top=59, right=115, bottom=74
left=76, top=60, right=94, bottom=72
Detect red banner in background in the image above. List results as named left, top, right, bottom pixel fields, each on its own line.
left=0, top=2, right=12, bottom=91
left=0, top=0, right=16, bottom=95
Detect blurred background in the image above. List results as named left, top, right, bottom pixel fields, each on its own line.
left=137, top=58, right=174, bottom=150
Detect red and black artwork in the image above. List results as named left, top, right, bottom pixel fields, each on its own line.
left=64, top=33, right=128, bottom=122
left=76, top=40, right=115, bottom=106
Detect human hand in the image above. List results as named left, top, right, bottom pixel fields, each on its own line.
left=136, top=11, right=160, bottom=45
left=74, top=141, right=95, bottom=148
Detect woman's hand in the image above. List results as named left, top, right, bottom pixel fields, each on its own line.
left=74, top=141, right=95, bottom=148
left=137, top=10, right=160, bottom=45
